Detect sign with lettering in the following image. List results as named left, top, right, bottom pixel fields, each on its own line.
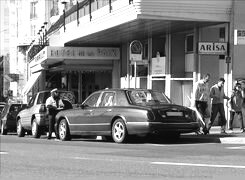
left=151, top=56, right=166, bottom=75
left=234, top=29, right=245, bottom=45
left=130, top=40, right=143, bottom=61
left=198, top=42, right=227, bottom=55
left=29, top=46, right=120, bottom=72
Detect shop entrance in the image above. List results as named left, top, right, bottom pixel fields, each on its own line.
left=81, top=71, right=112, bottom=101
left=45, top=71, right=112, bottom=103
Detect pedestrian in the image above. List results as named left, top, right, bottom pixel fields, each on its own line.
left=228, top=82, right=245, bottom=133
left=45, top=88, right=64, bottom=139
left=205, top=78, right=230, bottom=134
left=193, top=73, right=210, bottom=134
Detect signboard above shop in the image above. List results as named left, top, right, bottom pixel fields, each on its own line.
left=198, top=42, right=227, bottom=55
left=29, top=46, right=120, bottom=67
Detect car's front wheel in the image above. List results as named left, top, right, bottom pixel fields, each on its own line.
left=112, top=118, right=128, bottom=143
left=1, top=122, right=7, bottom=135
left=32, top=119, right=41, bottom=138
left=17, top=119, right=25, bottom=137
left=58, top=119, right=71, bottom=141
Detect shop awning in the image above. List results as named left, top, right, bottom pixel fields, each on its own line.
left=22, top=72, right=41, bottom=95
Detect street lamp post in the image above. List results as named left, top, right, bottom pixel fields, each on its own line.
left=61, top=0, right=68, bottom=32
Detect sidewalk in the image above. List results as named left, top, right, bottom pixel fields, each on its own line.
left=186, top=126, right=245, bottom=144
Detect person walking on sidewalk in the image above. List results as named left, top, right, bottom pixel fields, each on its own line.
left=193, top=73, right=210, bottom=134
left=228, top=82, right=245, bottom=133
left=205, top=78, right=230, bottom=134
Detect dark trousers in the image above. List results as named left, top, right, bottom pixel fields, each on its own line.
left=47, top=109, right=58, bottom=138
left=195, top=101, right=208, bottom=129
left=195, top=101, right=208, bottom=119
left=207, top=103, right=226, bottom=131
left=229, top=111, right=244, bottom=130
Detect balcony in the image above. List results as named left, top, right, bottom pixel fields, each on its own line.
left=47, top=0, right=232, bottom=46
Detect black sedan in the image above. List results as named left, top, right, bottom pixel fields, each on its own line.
left=55, top=88, right=199, bottom=143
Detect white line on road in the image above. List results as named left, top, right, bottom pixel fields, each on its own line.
left=226, top=146, right=245, bottom=150
left=0, top=151, right=8, bottom=155
left=72, top=156, right=245, bottom=169
left=151, top=161, right=245, bottom=169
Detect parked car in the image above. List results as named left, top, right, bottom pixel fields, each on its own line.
left=0, top=103, right=27, bottom=135
left=55, top=88, right=199, bottom=143
left=16, top=90, right=75, bottom=138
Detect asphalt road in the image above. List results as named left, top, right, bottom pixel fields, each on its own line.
left=1, top=133, right=245, bottom=180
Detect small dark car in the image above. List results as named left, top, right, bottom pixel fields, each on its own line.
left=55, top=88, right=200, bottom=143
left=1, top=103, right=27, bottom=135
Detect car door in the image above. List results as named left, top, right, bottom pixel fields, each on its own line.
left=68, top=92, right=102, bottom=133
left=91, top=91, right=116, bottom=133
left=21, top=95, right=36, bottom=128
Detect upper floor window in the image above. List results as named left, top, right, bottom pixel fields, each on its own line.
left=30, top=1, right=38, bottom=19
left=185, top=34, right=193, bottom=53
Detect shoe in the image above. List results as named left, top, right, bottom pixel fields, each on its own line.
left=195, top=130, right=203, bottom=135
left=203, top=128, right=209, bottom=135
left=47, top=136, right=51, bottom=139
left=239, top=129, right=245, bottom=133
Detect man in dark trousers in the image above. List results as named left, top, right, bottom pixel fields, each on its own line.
left=205, top=78, right=229, bottom=134
left=45, top=88, right=64, bottom=139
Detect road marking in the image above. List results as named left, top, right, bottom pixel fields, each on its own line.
left=220, top=137, right=245, bottom=144
left=151, top=161, right=245, bottom=169
left=147, top=143, right=216, bottom=147
left=226, top=146, right=245, bottom=150
left=0, top=151, right=8, bottom=155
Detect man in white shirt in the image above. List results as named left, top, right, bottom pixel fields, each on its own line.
left=45, top=88, right=64, bottom=139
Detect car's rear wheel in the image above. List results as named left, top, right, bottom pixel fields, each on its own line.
left=1, top=122, right=7, bottom=135
left=112, top=118, right=128, bottom=143
left=17, top=119, right=25, bottom=137
left=58, top=119, right=71, bottom=141
left=32, top=119, right=41, bottom=138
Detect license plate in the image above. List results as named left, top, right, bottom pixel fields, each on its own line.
left=166, top=111, right=183, bottom=116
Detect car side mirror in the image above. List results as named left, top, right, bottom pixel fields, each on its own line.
left=80, top=104, right=88, bottom=109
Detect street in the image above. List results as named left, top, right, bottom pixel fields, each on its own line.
left=1, top=133, right=245, bottom=180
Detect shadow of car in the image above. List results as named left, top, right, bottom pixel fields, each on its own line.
left=16, top=90, right=75, bottom=138
left=55, top=88, right=200, bottom=143
left=0, top=103, right=27, bottom=135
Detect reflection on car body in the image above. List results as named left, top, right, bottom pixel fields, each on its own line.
left=55, top=88, right=199, bottom=143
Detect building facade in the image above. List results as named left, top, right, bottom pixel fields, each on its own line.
left=21, top=0, right=245, bottom=130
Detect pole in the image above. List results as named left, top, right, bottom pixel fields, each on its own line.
left=134, top=61, right=137, bottom=88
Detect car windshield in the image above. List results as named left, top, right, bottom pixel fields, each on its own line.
left=128, top=90, right=171, bottom=105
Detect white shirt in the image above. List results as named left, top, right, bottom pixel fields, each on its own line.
left=45, top=96, right=64, bottom=109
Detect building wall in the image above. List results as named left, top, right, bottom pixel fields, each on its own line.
left=233, top=0, right=245, bottom=80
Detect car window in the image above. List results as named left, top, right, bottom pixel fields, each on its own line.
left=128, top=90, right=171, bottom=105
left=28, top=94, right=36, bottom=107
left=37, top=92, right=50, bottom=104
left=100, top=92, right=115, bottom=107
left=9, top=104, right=24, bottom=113
left=83, top=92, right=101, bottom=107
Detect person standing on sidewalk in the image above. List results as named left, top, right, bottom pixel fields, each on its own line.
left=228, top=82, right=245, bottom=133
left=193, top=73, right=210, bottom=134
left=45, top=88, right=64, bottom=139
left=205, top=78, right=229, bottom=134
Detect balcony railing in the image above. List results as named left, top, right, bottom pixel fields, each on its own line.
left=47, top=0, right=132, bottom=35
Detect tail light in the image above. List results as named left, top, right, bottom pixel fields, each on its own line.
left=39, top=104, right=47, bottom=113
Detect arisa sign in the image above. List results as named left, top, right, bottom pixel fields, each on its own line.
left=198, top=42, right=227, bottom=55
